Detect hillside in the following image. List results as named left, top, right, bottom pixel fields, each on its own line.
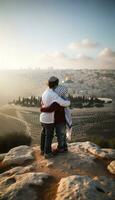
left=0, top=105, right=31, bottom=153
left=0, top=103, right=115, bottom=153
left=0, top=104, right=115, bottom=199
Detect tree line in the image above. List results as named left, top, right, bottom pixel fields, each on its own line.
left=12, top=96, right=41, bottom=107
left=11, top=95, right=105, bottom=108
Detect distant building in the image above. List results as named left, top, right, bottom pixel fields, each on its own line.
left=62, top=75, right=74, bottom=83
left=62, top=75, right=75, bottom=95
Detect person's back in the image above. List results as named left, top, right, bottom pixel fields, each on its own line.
left=40, top=85, right=70, bottom=124
left=42, top=87, right=64, bottom=106
left=40, top=88, right=56, bottom=124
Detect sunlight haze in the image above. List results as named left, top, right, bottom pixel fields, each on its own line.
left=0, top=0, right=115, bottom=69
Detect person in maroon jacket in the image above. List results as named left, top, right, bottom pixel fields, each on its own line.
left=40, top=101, right=68, bottom=154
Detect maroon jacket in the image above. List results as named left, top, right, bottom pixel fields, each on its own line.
left=40, top=102, right=66, bottom=124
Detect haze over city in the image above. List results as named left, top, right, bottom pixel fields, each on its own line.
left=0, top=0, right=115, bottom=70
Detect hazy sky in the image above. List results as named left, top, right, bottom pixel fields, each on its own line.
left=0, top=0, right=115, bottom=69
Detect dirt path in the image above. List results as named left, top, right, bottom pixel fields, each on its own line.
left=0, top=104, right=41, bottom=144
left=16, top=108, right=31, bottom=136
left=0, top=104, right=32, bottom=136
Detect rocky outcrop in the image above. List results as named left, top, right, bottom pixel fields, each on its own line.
left=0, top=164, right=37, bottom=177
left=0, top=142, right=115, bottom=200
left=69, top=141, right=115, bottom=159
left=107, top=160, right=115, bottom=175
left=56, top=175, right=115, bottom=200
left=0, top=153, right=6, bottom=161
left=2, top=145, right=34, bottom=166
left=0, top=172, right=53, bottom=200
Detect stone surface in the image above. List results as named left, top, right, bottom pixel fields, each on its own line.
left=0, top=172, right=53, bottom=200
left=0, top=142, right=115, bottom=200
left=68, top=141, right=115, bottom=159
left=46, top=161, right=54, bottom=168
left=107, top=160, right=115, bottom=174
left=0, top=164, right=37, bottom=177
left=102, top=148, right=115, bottom=159
left=0, top=153, right=6, bottom=161
left=2, top=145, right=34, bottom=166
left=56, top=175, right=115, bottom=200
left=47, top=142, right=112, bottom=177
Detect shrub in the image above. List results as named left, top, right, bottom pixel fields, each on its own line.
left=108, top=138, right=115, bottom=149
left=0, top=132, right=32, bottom=153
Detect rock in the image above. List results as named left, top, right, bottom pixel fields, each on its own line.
left=69, top=141, right=115, bottom=159
left=32, top=146, right=40, bottom=152
left=47, top=147, right=97, bottom=175
left=0, top=172, right=53, bottom=200
left=0, top=153, right=6, bottom=161
left=102, top=148, right=115, bottom=159
left=107, top=160, right=115, bottom=174
left=47, top=142, right=111, bottom=177
left=0, top=164, right=37, bottom=177
left=0, top=142, right=115, bottom=200
left=2, top=145, right=34, bottom=166
left=46, top=161, right=54, bottom=168
left=56, top=175, right=115, bottom=200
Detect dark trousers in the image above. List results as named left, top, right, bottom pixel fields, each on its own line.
left=55, top=123, right=67, bottom=150
left=40, top=123, right=54, bottom=154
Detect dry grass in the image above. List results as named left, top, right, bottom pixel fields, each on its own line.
left=0, top=114, right=26, bottom=135
left=0, top=105, right=17, bottom=117
left=0, top=132, right=31, bottom=153
left=0, top=108, right=31, bottom=153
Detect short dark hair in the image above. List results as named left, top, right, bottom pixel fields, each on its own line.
left=48, top=78, right=59, bottom=88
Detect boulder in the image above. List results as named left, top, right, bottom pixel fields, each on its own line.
left=0, top=164, right=37, bottom=177
left=56, top=175, right=115, bottom=200
left=102, top=148, right=115, bottom=159
left=0, top=153, right=6, bottom=161
left=0, top=142, right=115, bottom=200
left=2, top=145, right=34, bottom=166
left=69, top=141, right=115, bottom=159
left=0, top=172, right=53, bottom=200
left=107, top=160, right=115, bottom=174
left=47, top=142, right=111, bottom=177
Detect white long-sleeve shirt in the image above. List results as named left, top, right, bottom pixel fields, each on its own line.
left=40, top=88, right=70, bottom=123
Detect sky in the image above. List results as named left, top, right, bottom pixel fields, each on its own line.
left=0, top=0, right=115, bottom=70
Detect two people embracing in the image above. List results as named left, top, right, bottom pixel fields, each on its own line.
left=40, top=76, right=72, bottom=159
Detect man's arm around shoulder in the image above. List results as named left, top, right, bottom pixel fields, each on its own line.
left=52, top=92, right=70, bottom=107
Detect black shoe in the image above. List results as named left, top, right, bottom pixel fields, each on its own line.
left=64, top=148, right=68, bottom=152
left=44, top=153, right=54, bottom=159
left=52, top=148, right=58, bottom=155
left=58, top=148, right=65, bottom=153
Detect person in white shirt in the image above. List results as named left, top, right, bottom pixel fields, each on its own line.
left=40, top=76, right=70, bottom=159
